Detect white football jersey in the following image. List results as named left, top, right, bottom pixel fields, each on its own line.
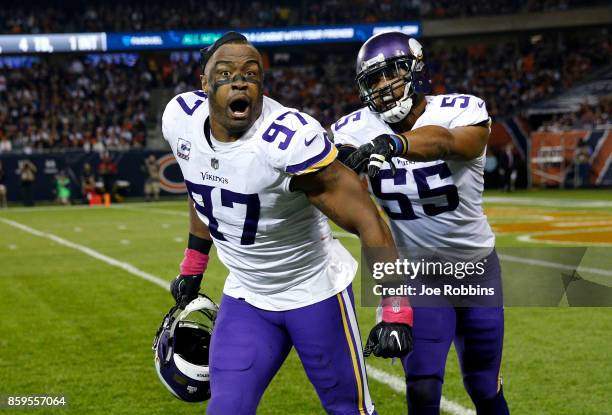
left=163, top=91, right=356, bottom=311
left=333, top=94, right=495, bottom=259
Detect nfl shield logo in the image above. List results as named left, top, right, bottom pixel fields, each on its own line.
left=392, top=299, right=401, bottom=313
left=211, top=158, right=219, bottom=169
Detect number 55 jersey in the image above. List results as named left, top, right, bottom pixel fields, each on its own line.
left=332, top=94, right=495, bottom=258
left=162, top=91, right=357, bottom=311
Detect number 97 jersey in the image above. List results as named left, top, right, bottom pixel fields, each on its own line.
left=332, top=94, right=495, bottom=259
left=163, top=92, right=356, bottom=311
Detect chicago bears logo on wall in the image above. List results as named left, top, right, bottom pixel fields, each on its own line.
left=158, top=153, right=187, bottom=193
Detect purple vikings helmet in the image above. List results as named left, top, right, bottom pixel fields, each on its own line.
left=356, top=32, right=428, bottom=123
left=153, top=295, right=218, bottom=402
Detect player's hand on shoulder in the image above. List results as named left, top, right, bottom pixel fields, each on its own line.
left=170, top=274, right=203, bottom=309
left=345, top=133, right=406, bottom=177
left=343, top=142, right=374, bottom=174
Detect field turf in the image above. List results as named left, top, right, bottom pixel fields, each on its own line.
left=0, top=189, right=610, bottom=414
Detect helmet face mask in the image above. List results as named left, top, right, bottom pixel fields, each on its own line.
left=357, top=57, right=414, bottom=115
left=153, top=296, right=218, bottom=402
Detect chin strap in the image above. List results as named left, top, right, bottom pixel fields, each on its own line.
left=381, top=97, right=412, bottom=123
left=380, top=82, right=414, bottom=123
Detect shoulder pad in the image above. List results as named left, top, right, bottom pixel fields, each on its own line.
left=331, top=108, right=367, bottom=135
left=258, top=109, right=337, bottom=175
left=426, top=94, right=489, bottom=129
left=162, top=90, right=208, bottom=144
left=331, top=107, right=389, bottom=148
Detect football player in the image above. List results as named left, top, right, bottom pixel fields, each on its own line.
left=333, top=32, right=509, bottom=415
left=162, top=32, right=406, bottom=414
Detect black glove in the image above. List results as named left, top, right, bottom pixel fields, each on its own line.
left=363, top=321, right=413, bottom=358
left=344, top=134, right=405, bottom=177
left=366, top=134, right=407, bottom=177
left=344, top=143, right=375, bottom=174
left=170, top=274, right=203, bottom=309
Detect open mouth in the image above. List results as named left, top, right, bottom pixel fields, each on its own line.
left=228, top=96, right=251, bottom=120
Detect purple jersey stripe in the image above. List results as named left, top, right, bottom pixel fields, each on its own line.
left=285, top=134, right=332, bottom=174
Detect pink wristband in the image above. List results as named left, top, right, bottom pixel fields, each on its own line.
left=180, top=248, right=209, bottom=275
left=381, top=296, right=414, bottom=326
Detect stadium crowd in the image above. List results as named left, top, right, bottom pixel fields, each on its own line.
left=163, top=29, right=611, bottom=126
left=427, top=30, right=611, bottom=118
left=1, top=0, right=604, bottom=34
left=420, top=0, right=606, bottom=19
left=537, top=97, right=612, bottom=132
left=0, top=57, right=152, bottom=153
left=0, top=0, right=420, bottom=34
left=1, top=28, right=609, bottom=153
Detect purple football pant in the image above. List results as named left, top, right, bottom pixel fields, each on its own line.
left=402, top=250, right=509, bottom=415
left=207, top=284, right=376, bottom=415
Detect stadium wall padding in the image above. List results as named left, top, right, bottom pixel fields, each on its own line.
left=0, top=151, right=185, bottom=202
left=530, top=130, right=612, bottom=187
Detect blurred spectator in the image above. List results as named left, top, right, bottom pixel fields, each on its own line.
left=0, top=160, right=7, bottom=208
left=484, top=149, right=502, bottom=188
left=574, top=137, right=591, bottom=188
left=0, top=137, right=12, bottom=153
left=17, top=158, right=37, bottom=206
left=499, top=143, right=517, bottom=192
left=98, top=153, right=118, bottom=204
left=55, top=170, right=72, bottom=205
left=80, top=162, right=97, bottom=203
left=143, top=154, right=161, bottom=202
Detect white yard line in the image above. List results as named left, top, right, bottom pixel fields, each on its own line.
left=0, top=218, right=168, bottom=290
left=0, top=216, right=475, bottom=415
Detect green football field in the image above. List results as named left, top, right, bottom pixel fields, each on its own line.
left=0, top=189, right=610, bottom=414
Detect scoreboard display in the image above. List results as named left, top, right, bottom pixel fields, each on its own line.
left=0, top=22, right=419, bottom=54
left=0, top=33, right=107, bottom=54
